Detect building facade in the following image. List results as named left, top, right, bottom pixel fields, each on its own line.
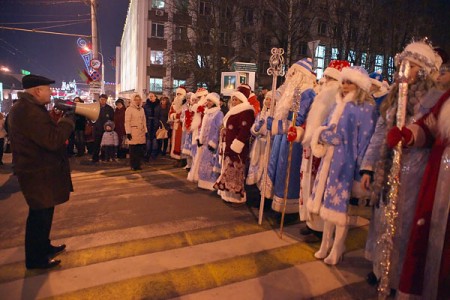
left=117, top=0, right=445, bottom=98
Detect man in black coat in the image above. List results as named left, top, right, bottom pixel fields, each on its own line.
left=91, top=94, right=114, bottom=162
left=143, top=92, right=160, bottom=160
left=8, top=74, right=75, bottom=269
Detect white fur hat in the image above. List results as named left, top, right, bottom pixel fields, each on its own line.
left=231, top=91, right=248, bottom=104
left=206, top=92, right=220, bottom=107
left=341, top=66, right=372, bottom=93
left=195, top=87, right=208, bottom=98
left=395, top=41, right=441, bottom=75
left=323, top=60, right=351, bottom=81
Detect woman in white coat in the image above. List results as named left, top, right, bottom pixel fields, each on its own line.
left=125, top=94, right=148, bottom=171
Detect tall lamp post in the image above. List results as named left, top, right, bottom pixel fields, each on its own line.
left=97, top=51, right=105, bottom=94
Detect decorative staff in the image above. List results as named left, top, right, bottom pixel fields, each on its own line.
left=378, top=59, right=410, bottom=298
left=258, top=48, right=285, bottom=225
left=279, top=90, right=301, bottom=238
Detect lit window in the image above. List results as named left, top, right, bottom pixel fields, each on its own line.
left=150, top=50, right=164, bottom=65
left=375, top=55, right=384, bottom=72
left=149, top=77, right=163, bottom=92
left=347, top=50, right=356, bottom=65
left=331, top=48, right=339, bottom=60
left=173, top=79, right=186, bottom=92
left=361, top=53, right=367, bottom=68
left=197, top=55, right=204, bottom=68
left=315, top=45, right=326, bottom=79
left=151, top=23, right=164, bottom=38
left=387, top=56, right=394, bottom=82
left=151, top=0, right=165, bottom=9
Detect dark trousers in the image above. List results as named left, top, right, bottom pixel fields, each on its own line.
left=91, top=133, right=103, bottom=162
left=74, top=130, right=86, bottom=156
left=145, top=137, right=158, bottom=159
left=102, top=145, right=116, bottom=161
left=25, top=207, right=54, bottom=266
left=157, top=138, right=169, bottom=155
left=0, top=138, right=4, bottom=162
left=129, top=144, right=145, bottom=169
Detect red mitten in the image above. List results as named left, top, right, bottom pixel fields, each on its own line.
left=401, top=126, right=413, bottom=146
left=287, top=126, right=297, bottom=142
left=386, top=126, right=402, bottom=148
left=197, top=105, right=205, bottom=113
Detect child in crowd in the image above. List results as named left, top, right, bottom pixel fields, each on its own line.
left=100, top=120, right=119, bottom=162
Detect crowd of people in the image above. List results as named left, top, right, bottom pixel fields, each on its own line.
left=3, top=39, right=450, bottom=299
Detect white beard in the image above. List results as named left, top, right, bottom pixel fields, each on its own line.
left=303, top=81, right=340, bottom=146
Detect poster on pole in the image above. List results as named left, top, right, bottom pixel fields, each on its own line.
left=77, top=38, right=93, bottom=74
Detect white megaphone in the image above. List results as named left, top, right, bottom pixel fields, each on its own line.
left=54, top=99, right=100, bottom=121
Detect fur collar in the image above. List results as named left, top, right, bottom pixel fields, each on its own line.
left=205, top=106, right=220, bottom=115
left=223, top=102, right=254, bottom=126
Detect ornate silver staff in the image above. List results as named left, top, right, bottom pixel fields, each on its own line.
left=279, top=89, right=301, bottom=238
left=258, top=48, right=285, bottom=225
left=378, top=59, right=410, bottom=298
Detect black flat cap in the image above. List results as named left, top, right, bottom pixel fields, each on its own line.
left=22, top=74, right=55, bottom=89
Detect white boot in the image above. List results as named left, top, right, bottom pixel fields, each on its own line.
left=324, top=224, right=348, bottom=265
left=314, top=221, right=335, bottom=259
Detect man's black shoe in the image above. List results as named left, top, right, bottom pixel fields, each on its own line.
left=48, top=244, right=66, bottom=259
left=26, top=259, right=61, bottom=270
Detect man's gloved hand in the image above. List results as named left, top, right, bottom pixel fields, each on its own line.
left=196, top=139, right=203, bottom=147
left=126, top=134, right=132, bottom=140
left=266, top=116, right=274, bottom=131
left=207, top=145, right=215, bottom=152
left=62, top=111, right=76, bottom=123
left=386, top=126, right=413, bottom=148
left=54, top=98, right=76, bottom=113
left=287, top=126, right=297, bottom=142
left=319, top=124, right=341, bottom=146
left=254, top=119, right=265, bottom=132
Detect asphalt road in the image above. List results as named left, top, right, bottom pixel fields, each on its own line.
left=0, top=153, right=380, bottom=299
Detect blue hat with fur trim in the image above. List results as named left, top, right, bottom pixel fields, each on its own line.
left=369, top=70, right=383, bottom=88
left=289, top=57, right=316, bottom=82
left=295, top=58, right=314, bottom=73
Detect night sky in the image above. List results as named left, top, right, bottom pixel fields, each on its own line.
left=0, top=0, right=130, bottom=86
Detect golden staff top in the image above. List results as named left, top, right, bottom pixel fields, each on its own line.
left=378, top=59, right=410, bottom=299
left=267, top=48, right=286, bottom=78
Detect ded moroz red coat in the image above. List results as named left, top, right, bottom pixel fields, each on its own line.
left=399, top=88, right=450, bottom=299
